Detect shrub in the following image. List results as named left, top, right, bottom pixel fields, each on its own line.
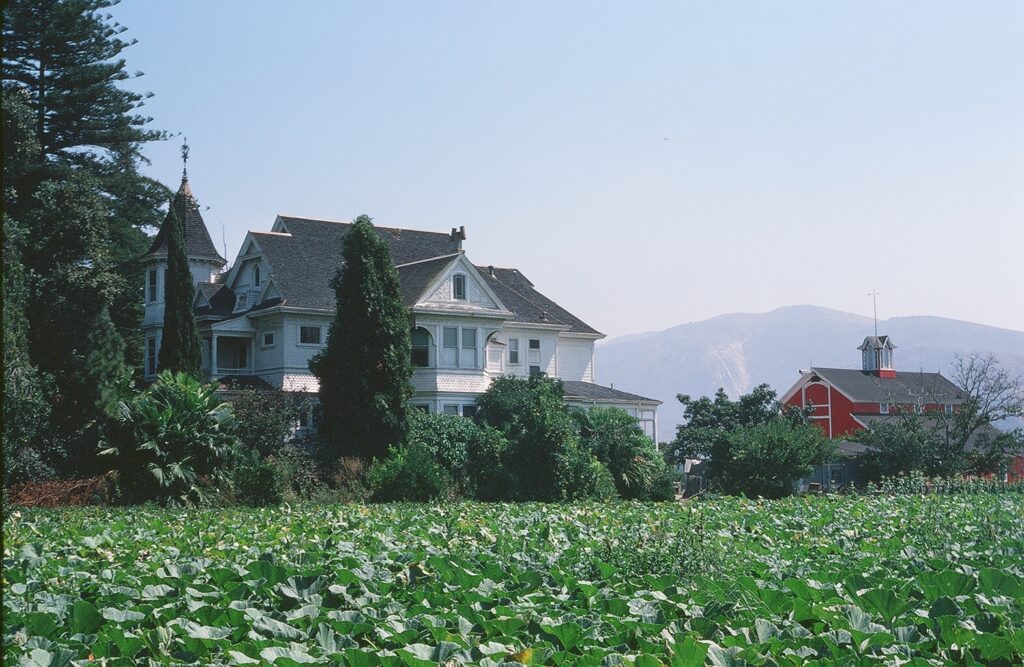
left=366, top=411, right=512, bottom=502
left=718, top=420, right=835, bottom=499
left=272, top=445, right=329, bottom=503
left=477, top=375, right=598, bottom=500
left=231, top=450, right=283, bottom=506
left=231, top=389, right=314, bottom=456
left=331, top=456, right=370, bottom=501
left=574, top=407, right=676, bottom=500
left=589, top=460, right=619, bottom=501
left=100, top=371, right=239, bottom=506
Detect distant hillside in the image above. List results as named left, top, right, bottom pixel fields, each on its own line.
left=595, top=305, right=1024, bottom=442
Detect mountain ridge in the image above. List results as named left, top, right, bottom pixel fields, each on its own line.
left=595, top=305, right=1024, bottom=441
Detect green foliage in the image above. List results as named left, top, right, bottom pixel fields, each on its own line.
left=230, top=450, right=283, bottom=507
left=719, top=420, right=836, bottom=498
left=671, top=385, right=826, bottom=498
left=574, top=406, right=677, bottom=500
left=2, top=216, right=57, bottom=485
left=310, top=215, right=413, bottom=460
left=100, top=371, right=239, bottom=505
left=477, top=375, right=603, bottom=500
left=367, top=411, right=510, bottom=501
left=157, top=207, right=202, bottom=375
left=229, top=389, right=312, bottom=456
left=3, top=0, right=170, bottom=376
left=5, top=495, right=1024, bottom=664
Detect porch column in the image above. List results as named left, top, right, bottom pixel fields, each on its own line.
left=211, top=333, right=218, bottom=377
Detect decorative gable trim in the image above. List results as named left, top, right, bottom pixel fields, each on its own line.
left=413, top=254, right=510, bottom=313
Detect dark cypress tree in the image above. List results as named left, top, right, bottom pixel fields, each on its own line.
left=310, top=215, right=414, bottom=460
left=158, top=207, right=202, bottom=375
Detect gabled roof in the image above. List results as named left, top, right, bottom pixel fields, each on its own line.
left=229, top=216, right=600, bottom=335
left=858, top=335, right=896, bottom=350
left=396, top=255, right=462, bottom=307
left=808, top=367, right=965, bottom=404
left=194, top=282, right=235, bottom=317
left=562, top=380, right=660, bottom=405
left=250, top=217, right=461, bottom=311
left=476, top=266, right=602, bottom=335
left=143, top=178, right=226, bottom=264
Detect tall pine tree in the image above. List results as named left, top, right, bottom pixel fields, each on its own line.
left=158, top=206, right=202, bottom=375
left=310, top=215, right=414, bottom=460
left=3, top=0, right=169, bottom=372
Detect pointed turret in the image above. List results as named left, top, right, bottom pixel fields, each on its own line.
left=142, top=175, right=226, bottom=266
left=139, top=144, right=227, bottom=378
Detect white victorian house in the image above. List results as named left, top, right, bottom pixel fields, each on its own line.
left=141, top=175, right=661, bottom=437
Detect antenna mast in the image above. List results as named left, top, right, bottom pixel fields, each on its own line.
left=869, top=290, right=879, bottom=337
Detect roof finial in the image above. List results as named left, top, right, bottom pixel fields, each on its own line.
left=181, top=138, right=190, bottom=181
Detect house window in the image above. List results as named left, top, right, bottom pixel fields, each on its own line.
left=944, top=403, right=953, bottom=415
left=462, top=404, right=478, bottom=419
left=529, top=365, right=541, bottom=376
left=442, top=327, right=459, bottom=367
left=443, top=404, right=460, bottom=416
left=461, top=328, right=477, bottom=368
left=453, top=274, right=466, bottom=300
left=148, top=270, right=158, bottom=302
left=235, top=293, right=249, bottom=310
left=880, top=402, right=890, bottom=415
left=298, top=409, right=309, bottom=428
left=529, top=338, right=541, bottom=350
left=914, top=403, right=923, bottom=414
left=262, top=331, right=275, bottom=348
left=299, top=326, right=321, bottom=345
left=411, top=328, right=430, bottom=367
left=253, top=264, right=261, bottom=288
left=146, top=337, right=157, bottom=375
left=527, top=338, right=541, bottom=369
left=413, top=404, right=430, bottom=413
left=508, top=338, right=520, bottom=364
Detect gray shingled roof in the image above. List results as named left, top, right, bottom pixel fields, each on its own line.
left=195, top=282, right=236, bottom=317
left=396, top=255, right=460, bottom=307
left=810, top=367, right=965, bottom=403
left=143, top=179, right=226, bottom=263
left=252, top=218, right=461, bottom=311
left=562, top=380, right=660, bottom=404
left=476, top=266, right=601, bottom=335
left=241, top=217, right=600, bottom=335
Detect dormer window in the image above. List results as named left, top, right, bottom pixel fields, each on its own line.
left=253, top=264, right=261, bottom=288
left=944, top=403, right=953, bottom=415
left=880, top=402, right=890, bottom=415
left=453, top=274, right=466, bottom=300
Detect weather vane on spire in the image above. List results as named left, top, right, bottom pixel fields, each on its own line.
left=181, top=138, right=190, bottom=180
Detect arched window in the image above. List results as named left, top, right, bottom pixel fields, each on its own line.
left=452, top=274, right=466, bottom=300
left=253, top=264, right=261, bottom=288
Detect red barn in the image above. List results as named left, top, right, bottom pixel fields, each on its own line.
left=780, top=335, right=1020, bottom=485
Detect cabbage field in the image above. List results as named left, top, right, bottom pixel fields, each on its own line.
left=4, top=494, right=1024, bottom=665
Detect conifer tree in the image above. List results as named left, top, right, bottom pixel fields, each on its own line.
left=158, top=207, right=202, bottom=375
left=3, top=0, right=169, bottom=371
left=310, top=215, right=414, bottom=460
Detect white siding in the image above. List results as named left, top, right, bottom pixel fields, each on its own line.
left=556, top=336, right=595, bottom=382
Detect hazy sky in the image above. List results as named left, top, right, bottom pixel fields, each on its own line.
left=112, top=1, right=1023, bottom=339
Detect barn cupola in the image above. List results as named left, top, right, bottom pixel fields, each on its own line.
left=858, top=335, right=896, bottom=379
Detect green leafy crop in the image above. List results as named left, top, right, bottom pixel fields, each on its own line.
left=4, top=495, right=1023, bottom=664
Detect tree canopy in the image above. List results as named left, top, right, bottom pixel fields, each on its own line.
left=310, top=215, right=414, bottom=460
left=158, top=207, right=202, bottom=375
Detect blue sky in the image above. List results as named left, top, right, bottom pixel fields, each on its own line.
left=112, top=1, right=1024, bottom=338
